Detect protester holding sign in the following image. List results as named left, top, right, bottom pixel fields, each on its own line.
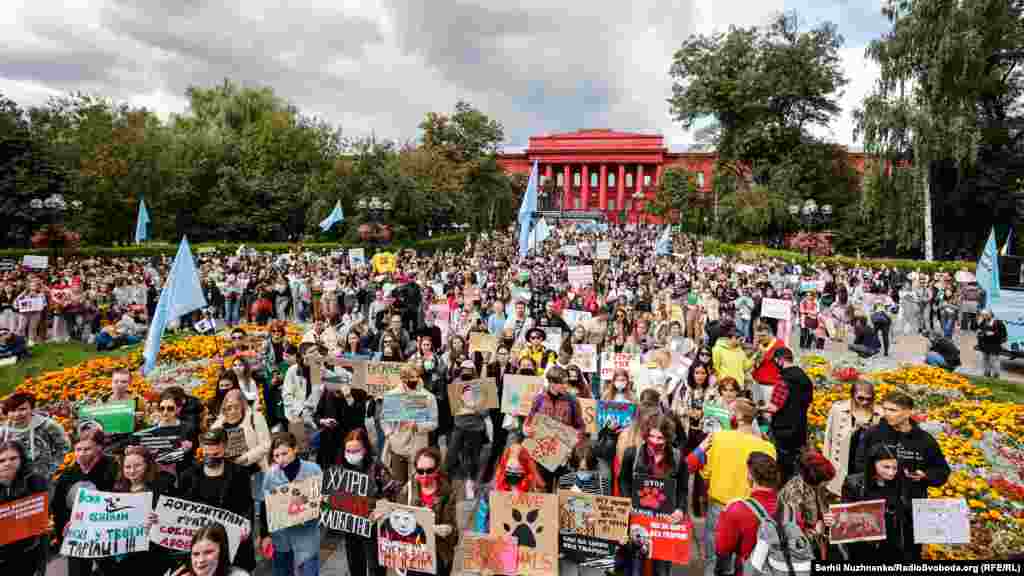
left=262, top=432, right=323, bottom=576
left=387, top=446, right=458, bottom=576
left=469, top=441, right=546, bottom=533
left=0, top=440, right=49, bottom=575
left=15, top=277, right=47, bottom=346
left=52, top=427, right=120, bottom=576
left=165, top=522, right=250, bottom=576
left=381, top=365, right=438, bottom=486
left=313, top=378, right=370, bottom=471
left=331, top=428, right=396, bottom=576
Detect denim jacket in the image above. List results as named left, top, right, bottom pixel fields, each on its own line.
left=262, top=460, right=323, bottom=566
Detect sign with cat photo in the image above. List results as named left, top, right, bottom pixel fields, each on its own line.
left=265, top=475, right=323, bottom=532
left=490, top=491, right=558, bottom=576
left=630, top=475, right=676, bottom=515
left=375, top=501, right=437, bottom=575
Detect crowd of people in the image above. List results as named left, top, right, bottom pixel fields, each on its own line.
left=1, top=221, right=989, bottom=576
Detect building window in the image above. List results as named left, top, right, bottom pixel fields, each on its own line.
left=608, top=173, right=616, bottom=187
left=608, top=199, right=616, bottom=211
left=644, top=174, right=651, bottom=186
left=574, top=197, right=581, bottom=209
left=624, top=199, right=632, bottom=212
left=625, top=173, right=633, bottom=188
left=590, top=171, right=598, bottom=187
left=556, top=172, right=564, bottom=186
left=573, top=172, right=581, bottom=187
left=697, top=172, right=705, bottom=188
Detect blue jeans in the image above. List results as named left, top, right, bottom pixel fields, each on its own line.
left=225, top=298, right=241, bottom=326
left=943, top=318, right=955, bottom=339
left=704, top=502, right=723, bottom=576
left=272, top=549, right=319, bottom=576
left=925, top=351, right=948, bottom=369
left=737, top=318, right=751, bottom=342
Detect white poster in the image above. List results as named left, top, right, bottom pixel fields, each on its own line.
left=15, top=296, right=46, bottom=313
left=61, top=489, right=151, bottom=558
left=596, top=241, right=612, bottom=260
left=567, top=265, right=593, bottom=287
left=349, top=248, right=366, bottom=266
left=151, top=496, right=250, bottom=561
left=760, top=298, right=792, bottom=321
left=912, top=498, right=971, bottom=544
left=22, top=255, right=48, bottom=270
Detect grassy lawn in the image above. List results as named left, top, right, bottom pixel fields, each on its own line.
left=969, top=375, right=1024, bottom=403
left=0, top=341, right=138, bottom=397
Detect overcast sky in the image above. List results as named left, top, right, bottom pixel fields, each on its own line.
left=1, top=0, right=886, bottom=149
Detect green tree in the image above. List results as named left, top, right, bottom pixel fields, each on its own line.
left=646, top=167, right=698, bottom=224
left=419, top=100, right=505, bottom=162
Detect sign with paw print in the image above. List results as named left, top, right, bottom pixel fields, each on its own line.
left=265, top=474, right=323, bottom=532
left=631, top=475, right=676, bottom=515
left=490, top=491, right=558, bottom=576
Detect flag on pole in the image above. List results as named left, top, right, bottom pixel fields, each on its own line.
left=319, top=201, right=345, bottom=231
left=142, top=237, right=208, bottom=375
left=1001, top=228, right=1013, bottom=256
left=654, top=225, right=672, bottom=256
left=978, top=227, right=1001, bottom=306
left=529, top=217, right=550, bottom=252
left=134, top=198, right=150, bottom=244
left=518, top=161, right=539, bottom=257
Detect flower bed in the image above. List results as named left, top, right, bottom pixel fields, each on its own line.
left=801, top=355, right=1024, bottom=559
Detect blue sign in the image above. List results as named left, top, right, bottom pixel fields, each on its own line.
left=596, top=401, right=636, bottom=430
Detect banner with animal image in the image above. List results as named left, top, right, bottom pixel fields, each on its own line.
left=265, top=475, right=323, bottom=532
left=151, top=496, right=250, bottom=561
left=462, top=533, right=519, bottom=575
left=524, top=413, right=579, bottom=472
left=627, top=512, right=691, bottom=565
left=828, top=499, right=887, bottom=544
left=320, top=466, right=374, bottom=538
left=375, top=501, right=437, bottom=575
left=631, top=475, right=676, bottom=515
left=310, top=357, right=369, bottom=393
left=447, top=377, right=498, bottom=415
left=558, top=491, right=631, bottom=563
left=490, top=491, right=558, bottom=576
left=61, top=488, right=151, bottom=558
left=501, top=375, right=545, bottom=416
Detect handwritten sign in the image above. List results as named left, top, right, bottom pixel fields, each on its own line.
left=501, top=375, right=544, bottom=416
left=463, top=533, right=519, bottom=575
left=447, top=377, right=498, bottom=416
left=524, top=414, right=578, bottom=472
left=561, top=245, right=579, bottom=257
left=558, top=491, right=631, bottom=563
left=600, top=352, right=640, bottom=383
left=597, top=401, right=637, bottom=430
left=349, top=248, right=366, bottom=266
left=573, top=344, right=597, bottom=373
left=15, top=295, right=46, bottom=313
left=21, top=255, right=48, bottom=270
left=761, top=298, right=792, bottom=321
left=265, top=475, right=323, bottom=532
left=61, top=488, right=151, bottom=558
left=0, top=493, right=48, bottom=546
left=490, top=491, right=558, bottom=576
left=320, top=467, right=374, bottom=538
left=79, top=400, right=136, bottom=434
left=380, top=393, right=438, bottom=424
left=828, top=499, right=887, bottom=544
left=563, top=310, right=593, bottom=331
left=596, top=242, right=611, bottom=260
left=578, top=398, right=598, bottom=434
left=376, top=501, right=436, bottom=575
left=912, top=498, right=970, bottom=544
left=568, top=265, right=593, bottom=287
left=151, top=496, right=250, bottom=561
left=469, top=332, right=499, bottom=355
left=366, top=361, right=403, bottom=396
left=627, top=513, right=691, bottom=565
left=224, top=428, right=249, bottom=459
left=543, top=327, right=563, bottom=352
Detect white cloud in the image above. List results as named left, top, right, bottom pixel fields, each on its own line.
left=808, top=46, right=880, bottom=147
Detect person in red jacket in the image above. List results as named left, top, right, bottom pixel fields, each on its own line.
left=751, top=321, right=785, bottom=406
left=715, top=451, right=780, bottom=576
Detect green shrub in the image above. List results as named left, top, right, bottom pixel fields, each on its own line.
left=703, top=241, right=974, bottom=273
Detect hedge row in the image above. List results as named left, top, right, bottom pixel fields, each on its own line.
left=0, top=234, right=470, bottom=259
left=703, top=241, right=975, bottom=273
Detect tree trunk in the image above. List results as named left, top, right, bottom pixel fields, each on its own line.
left=924, top=160, right=934, bottom=261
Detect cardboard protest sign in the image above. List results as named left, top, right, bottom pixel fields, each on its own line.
left=573, top=344, right=597, bottom=373
left=912, top=498, right=971, bottom=544
left=628, top=513, right=691, bottom=565
left=567, top=265, right=593, bottom=287
left=349, top=248, right=366, bottom=266
left=490, top=491, right=558, bottom=576
left=470, top=332, right=499, bottom=355
left=578, top=398, right=598, bottom=434
left=21, top=255, right=48, bottom=270
left=366, top=361, right=404, bottom=396
left=631, top=475, right=676, bottom=515
left=79, top=400, right=136, bottom=433
left=671, top=304, right=684, bottom=323
left=761, top=298, right=792, bottom=321
left=224, top=428, right=249, bottom=459
left=563, top=310, right=593, bottom=331
left=61, top=488, right=151, bottom=558
left=523, top=414, right=578, bottom=472
left=597, top=401, right=637, bottom=430
left=828, top=499, right=887, bottom=544
left=320, top=466, right=374, bottom=538
left=600, top=352, right=640, bottom=382
left=596, top=241, right=611, bottom=260
left=542, top=327, right=563, bottom=352
left=265, top=475, right=323, bottom=532
left=447, top=377, right=498, bottom=416
left=380, top=393, right=438, bottom=424
left=15, top=295, right=46, bottom=313
left=376, top=501, right=437, bottom=574
left=501, top=375, right=544, bottom=416
left=561, top=245, right=580, bottom=257
left=312, top=357, right=369, bottom=393
left=558, top=491, right=631, bottom=563
left=0, top=493, right=48, bottom=546
left=463, top=533, right=519, bottom=575
left=151, top=496, right=250, bottom=561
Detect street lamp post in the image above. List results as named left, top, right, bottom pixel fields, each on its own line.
left=30, top=193, right=81, bottom=262
left=788, top=198, right=832, bottom=264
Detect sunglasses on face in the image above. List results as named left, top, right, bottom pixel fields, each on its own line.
left=854, top=395, right=874, bottom=402
left=415, top=467, right=436, bottom=475
left=160, top=405, right=177, bottom=412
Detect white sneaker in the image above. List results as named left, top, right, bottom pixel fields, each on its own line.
left=465, top=480, right=475, bottom=500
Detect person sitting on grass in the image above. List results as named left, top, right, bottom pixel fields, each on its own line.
left=0, top=326, right=28, bottom=362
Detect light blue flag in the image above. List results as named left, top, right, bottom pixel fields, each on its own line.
left=977, top=227, right=1001, bottom=306
left=134, top=198, right=150, bottom=244
left=529, top=217, right=550, bottom=252
left=518, top=161, right=539, bottom=257
left=654, top=225, right=671, bottom=256
left=319, top=200, right=345, bottom=231
left=142, top=237, right=208, bottom=375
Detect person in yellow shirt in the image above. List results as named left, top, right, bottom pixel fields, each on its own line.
left=518, top=327, right=557, bottom=376
left=685, top=398, right=775, bottom=576
left=371, top=251, right=396, bottom=274
left=712, top=323, right=753, bottom=389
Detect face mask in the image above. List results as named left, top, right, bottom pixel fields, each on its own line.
left=344, top=451, right=365, bottom=466
left=416, top=471, right=440, bottom=486
left=204, top=455, right=225, bottom=468
left=505, top=471, right=525, bottom=487
left=502, top=338, right=514, bottom=348
left=423, top=359, right=434, bottom=371
left=614, top=380, right=627, bottom=391
left=576, top=470, right=593, bottom=482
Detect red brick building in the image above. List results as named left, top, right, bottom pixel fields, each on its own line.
left=497, top=129, right=867, bottom=223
